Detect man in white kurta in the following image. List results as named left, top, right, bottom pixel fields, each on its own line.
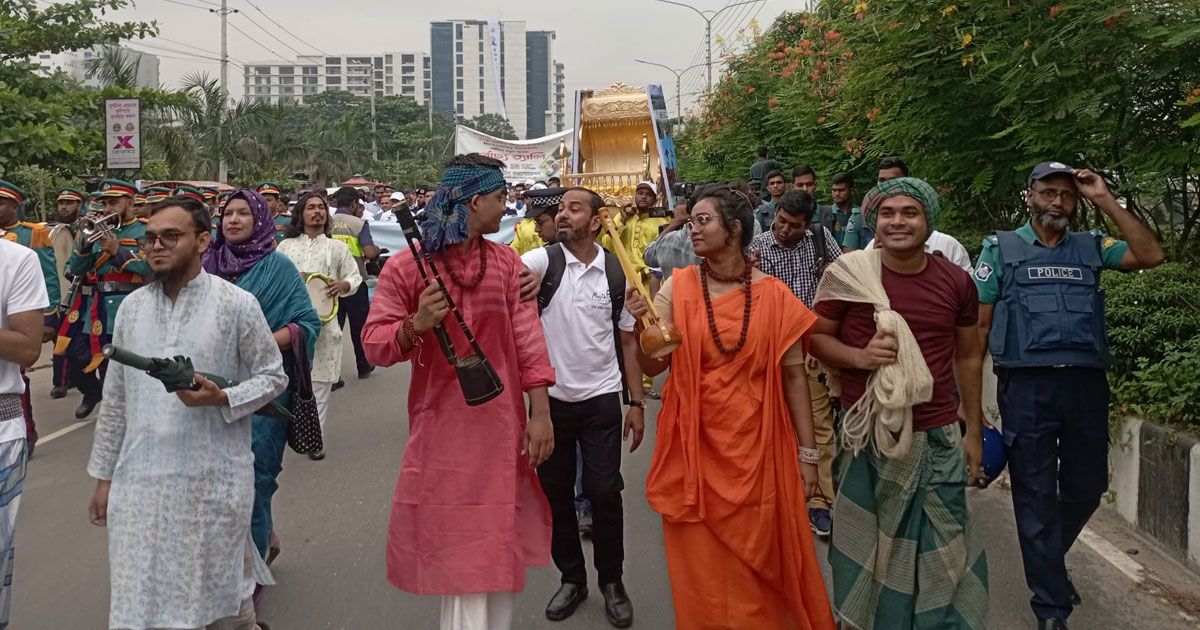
left=276, top=196, right=361, bottom=443
left=87, top=199, right=287, bottom=630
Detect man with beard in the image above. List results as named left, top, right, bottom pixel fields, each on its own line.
left=974, top=162, right=1163, bottom=630
left=811, top=177, right=988, bottom=629
left=257, top=182, right=291, bottom=243
left=88, top=195, right=284, bottom=630
left=521, top=187, right=642, bottom=627
left=59, top=179, right=150, bottom=420
left=0, top=181, right=59, bottom=454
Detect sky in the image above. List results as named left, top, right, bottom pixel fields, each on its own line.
left=111, top=0, right=804, bottom=113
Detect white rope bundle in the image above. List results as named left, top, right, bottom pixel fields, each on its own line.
left=814, top=249, right=933, bottom=459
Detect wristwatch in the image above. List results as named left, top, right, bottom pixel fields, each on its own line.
left=628, top=399, right=646, bottom=408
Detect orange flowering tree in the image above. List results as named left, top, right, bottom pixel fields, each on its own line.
left=677, top=1, right=1200, bottom=258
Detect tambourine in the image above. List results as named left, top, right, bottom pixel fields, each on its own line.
left=304, top=273, right=339, bottom=325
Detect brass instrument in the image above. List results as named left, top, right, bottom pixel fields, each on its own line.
left=79, top=212, right=121, bottom=243
left=598, top=206, right=681, bottom=358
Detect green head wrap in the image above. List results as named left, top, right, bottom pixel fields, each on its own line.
left=861, top=177, right=941, bottom=233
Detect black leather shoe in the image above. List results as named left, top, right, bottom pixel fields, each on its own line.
left=308, top=450, right=325, bottom=461
left=50, top=386, right=67, bottom=399
left=75, top=398, right=99, bottom=419
left=601, top=582, right=633, bottom=628
left=1037, top=619, right=1068, bottom=630
left=332, top=379, right=346, bottom=391
left=545, top=583, right=587, bottom=621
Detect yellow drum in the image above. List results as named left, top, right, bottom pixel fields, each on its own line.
left=304, top=273, right=339, bottom=325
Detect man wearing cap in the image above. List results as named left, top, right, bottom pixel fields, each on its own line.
left=257, top=182, right=291, bottom=241
left=1, top=180, right=60, bottom=451
left=974, top=162, right=1163, bottom=630
left=59, top=179, right=150, bottom=420
left=511, top=186, right=563, bottom=255
left=47, top=188, right=85, bottom=399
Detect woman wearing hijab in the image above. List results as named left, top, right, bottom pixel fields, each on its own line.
left=202, top=190, right=321, bottom=577
left=625, top=182, right=836, bottom=630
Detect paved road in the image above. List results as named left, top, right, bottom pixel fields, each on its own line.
left=11, top=340, right=1200, bottom=629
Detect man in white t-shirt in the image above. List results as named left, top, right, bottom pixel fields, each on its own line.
left=521, top=187, right=642, bottom=628
left=866, top=230, right=972, bottom=272
left=0, top=237, right=49, bottom=628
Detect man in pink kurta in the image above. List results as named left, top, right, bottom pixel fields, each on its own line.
left=362, top=154, right=556, bottom=630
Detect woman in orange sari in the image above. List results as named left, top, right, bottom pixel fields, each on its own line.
left=626, top=183, right=836, bottom=630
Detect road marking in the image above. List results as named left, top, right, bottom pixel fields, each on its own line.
left=1078, top=526, right=1145, bottom=583
left=39, top=420, right=94, bottom=445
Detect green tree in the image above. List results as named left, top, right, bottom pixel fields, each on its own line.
left=0, top=0, right=156, bottom=61
left=462, top=113, right=518, bottom=140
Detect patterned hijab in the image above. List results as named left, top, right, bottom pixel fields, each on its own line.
left=861, top=177, right=941, bottom=233
left=419, top=165, right=507, bottom=252
left=201, top=189, right=276, bottom=279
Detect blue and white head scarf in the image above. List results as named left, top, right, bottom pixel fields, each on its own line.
left=420, top=164, right=507, bottom=252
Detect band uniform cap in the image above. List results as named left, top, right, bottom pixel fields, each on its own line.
left=0, top=181, right=25, bottom=204
left=637, top=180, right=658, bottom=195
left=171, top=186, right=206, bottom=204
left=523, top=186, right=567, bottom=219
left=98, top=179, right=138, bottom=198
left=143, top=186, right=171, bottom=203
left=257, top=182, right=283, bottom=197
left=200, top=185, right=219, bottom=200
left=56, top=187, right=85, bottom=203
left=1027, top=161, right=1075, bottom=187
left=134, top=193, right=147, bottom=204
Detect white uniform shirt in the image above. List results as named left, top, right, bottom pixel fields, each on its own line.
left=522, top=243, right=635, bottom=403
left=866, top=230, right=972, bottom=272
left=0, top=240, right=48, bottom=437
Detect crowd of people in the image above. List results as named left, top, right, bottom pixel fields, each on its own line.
left=0, top=142, right=1165, bottom=630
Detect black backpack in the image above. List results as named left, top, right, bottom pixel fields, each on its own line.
left=810, top=207, right=837, bottom=270
left=536, top=243, right=630, bottom=402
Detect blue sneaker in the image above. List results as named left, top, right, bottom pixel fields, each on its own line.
left=809, top=507, right=832, bottom=537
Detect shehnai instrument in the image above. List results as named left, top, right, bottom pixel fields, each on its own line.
left=598, top=206, right=681, bottom=358
left=394, top=206, right=505, bottom=407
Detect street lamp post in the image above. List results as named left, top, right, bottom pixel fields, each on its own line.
left=634, top=59, right=708, bottom=120
left=653, top=0, right=765, bottom=91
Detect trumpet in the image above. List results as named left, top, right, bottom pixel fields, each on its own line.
left=80, top=212, right=121, bottom=244
left=598, top=206, right=681, bottom=358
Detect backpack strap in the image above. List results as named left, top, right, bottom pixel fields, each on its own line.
left=537, top=244, right=567, bottom=316
left=603, top=250, right=630, bottom=404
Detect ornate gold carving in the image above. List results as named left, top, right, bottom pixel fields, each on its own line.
left=581, top=82, right=650, bottom=125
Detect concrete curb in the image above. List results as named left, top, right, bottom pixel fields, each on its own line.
left=1107, top=417, right=1200, bottom=573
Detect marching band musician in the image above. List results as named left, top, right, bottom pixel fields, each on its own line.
left=47, top=188, right=84, bottom=401
left=257, top=182, right=291, bottom=243
left=59, top=179, right=149, bottom=421
left=277, top=191, right=361, bottom=460
left=0, top=180, right=60, bottom=455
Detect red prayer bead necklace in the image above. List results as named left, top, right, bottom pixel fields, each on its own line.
left=445, top=240, right=488, bottom=290
left=699, top=256, right=753, bottom=355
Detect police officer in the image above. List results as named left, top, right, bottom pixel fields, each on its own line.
left=510, top=185, right=564, bottom=254
left=329, top=186, right=380, bottom=380
left=0, top=180, right=61, bottom=454
left=60, top=179, right=150, bottom=420
left=48, top=188, right=85, bottom=400
left=974, top=162, right=1164, bottom=630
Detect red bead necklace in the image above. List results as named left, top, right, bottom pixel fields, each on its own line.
left=700, top=256, right=753, bottom=355
left=445, top=240, right=488, bottom=290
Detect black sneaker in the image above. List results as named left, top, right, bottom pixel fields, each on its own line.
left=358, top=365, right=375, bottom=379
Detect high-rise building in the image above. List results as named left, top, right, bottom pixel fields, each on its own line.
left=30, top=46, right=160, bottom=89
left=430, top=20, right=530, bottom=138
left=526, top=30, right=554, bottom=138
left=242, top=52, right=431, bottom=105
left=554, top=61, right=567, bottom=133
